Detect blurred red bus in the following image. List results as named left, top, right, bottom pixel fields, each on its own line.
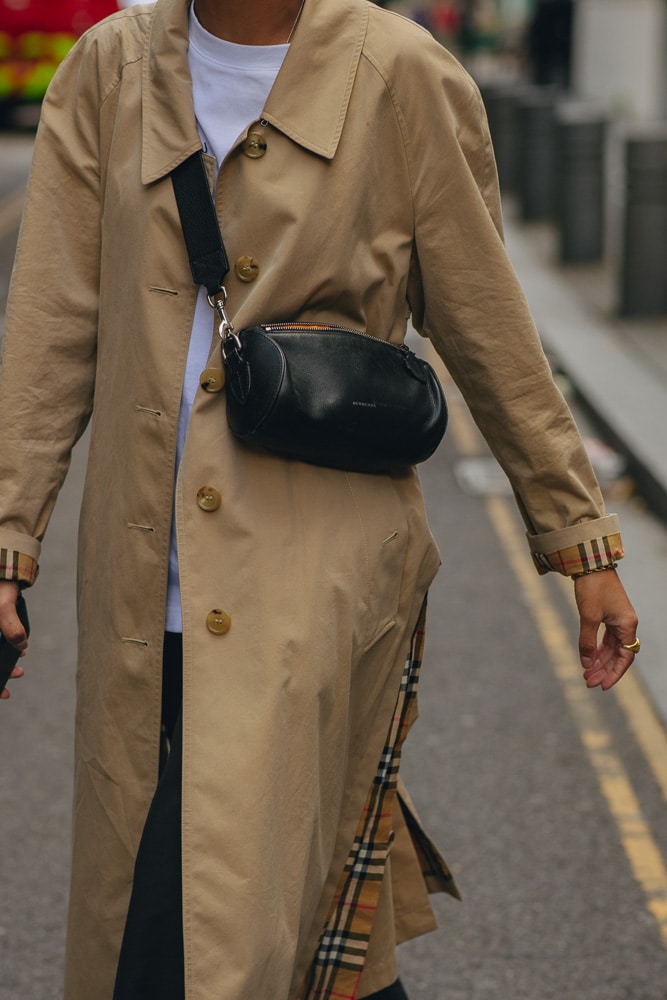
left=0, top=0, right=130, bottom=114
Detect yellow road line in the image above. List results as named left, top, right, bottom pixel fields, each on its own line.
left=423, top=333, right=667, bottom=906
left=613, top=676, right=667, bottom=807
left=447, top=394, right=484, bottom=458
left=555, top=572, right=667, bottom=808
left=437, top=344, right=667, bottom=816
left=0, top=187, right=26, bottom=241
left=487, top=494, right=667, bottom=949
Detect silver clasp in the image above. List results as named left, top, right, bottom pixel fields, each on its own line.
left=207, top=288, right=242, bottom=354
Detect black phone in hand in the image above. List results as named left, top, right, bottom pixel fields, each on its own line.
left=0, top=594, right=30, bottom=692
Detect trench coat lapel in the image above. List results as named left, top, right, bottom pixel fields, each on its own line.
left=141, top=0, right=369, bottom=184
left=141, top=0, right=201, bottom=184
left=262, top=0, right=369, bottom=159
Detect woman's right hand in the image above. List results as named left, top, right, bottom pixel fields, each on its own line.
left=0, top=580, right=28, bottom=700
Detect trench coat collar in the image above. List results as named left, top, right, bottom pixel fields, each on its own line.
left=141, top=0, right=369, bottom=184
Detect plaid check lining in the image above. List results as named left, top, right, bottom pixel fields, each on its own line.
left=0, top=548, right=38, bottom=586
left=302, top=600, right=427, bottom=1000
left=531, top=532, right=623, bottom=577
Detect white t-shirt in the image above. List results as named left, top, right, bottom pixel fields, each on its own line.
left=165, top=7, right=289, bottom=631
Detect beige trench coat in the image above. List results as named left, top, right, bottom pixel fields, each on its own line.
left=0, top=0, right=621, bottom=997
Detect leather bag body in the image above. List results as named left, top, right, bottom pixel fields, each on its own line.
left=224, top=323, right=448, bottom=473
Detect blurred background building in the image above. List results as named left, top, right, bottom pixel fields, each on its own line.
left=2, top=1, right=666, bottom=125
left=379, top=0, right=667, bottom=122
left=573, top=0, right=667, bottom=121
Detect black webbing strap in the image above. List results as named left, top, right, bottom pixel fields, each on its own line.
left=171, top=152, right=230, bottom=296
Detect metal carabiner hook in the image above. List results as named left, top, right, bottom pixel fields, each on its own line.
left=207, top=289, right=231, bottom=330
left=207, top=289, right=242, bottom=356
left=207, top=289, right=234, bottom=339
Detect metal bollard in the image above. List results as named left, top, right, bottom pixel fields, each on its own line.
left=555, top=105, right=607, bottom=263
left=478, top=82, right=523, bottom=193
left=620, top=129, right=667, bottom=317
left=516, top=87, right=560, bottom=221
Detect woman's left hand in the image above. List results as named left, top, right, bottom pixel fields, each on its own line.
left=574, top=570, right=639, bottom=690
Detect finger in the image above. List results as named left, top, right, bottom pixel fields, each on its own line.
left=0, top=660, right=26, bottom=701
left=583, top=646, right=634, bottom=689
left=584, top=665, right=624, bottom=689
left=577, top=617, right=600, bottom=671
left=599, top=659, right=632, bottom=690
left=0, top=607, right=28, bottom=650
left=605, top=610, right=639, bottom=655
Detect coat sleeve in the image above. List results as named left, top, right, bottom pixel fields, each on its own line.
left=0, top=35, right=104, bottom=585
left=399, top=37, right=622, bottom=575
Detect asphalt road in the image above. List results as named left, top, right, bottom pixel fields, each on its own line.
left=1, top=133, right=666, bottom=1000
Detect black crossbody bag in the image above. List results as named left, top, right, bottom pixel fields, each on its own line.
left=171, top=151, right=447, bottom=475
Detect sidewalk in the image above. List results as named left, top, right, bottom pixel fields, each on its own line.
left=503, top=199, right=667, bottom=725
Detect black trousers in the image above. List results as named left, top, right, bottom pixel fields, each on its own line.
left=113, top=632, right=185, bottom=999
left=113, top=633, right=409, bottom=1000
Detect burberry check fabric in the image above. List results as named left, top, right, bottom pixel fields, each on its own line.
left=531, top=531, right=623, bottom=576
left=301, top=600, right=428, bottom=1000
left=0, top=548, right=37, bottom=586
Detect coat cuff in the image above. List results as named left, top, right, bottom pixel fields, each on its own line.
left=0, top=529, right=41, bottom=587
left=527, top=514, right=624, bottom=577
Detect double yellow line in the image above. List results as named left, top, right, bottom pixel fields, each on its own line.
left=441, top=364, right=667, bottom=948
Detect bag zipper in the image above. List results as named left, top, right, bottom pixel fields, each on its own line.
left=261, top=323, right=411, bottom=355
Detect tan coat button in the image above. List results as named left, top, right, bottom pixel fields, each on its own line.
left=243, top=131, right=267, bottom=159
left=235, top=256, right=259, bottom=283
left=200, top=368, right=225, bottom=392
left=197, top=486, right=222, bottom=512
left=207, top=609, right=232, bottom=635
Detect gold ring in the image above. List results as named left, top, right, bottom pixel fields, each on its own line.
left=621, top=637, right=641, bottom=653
